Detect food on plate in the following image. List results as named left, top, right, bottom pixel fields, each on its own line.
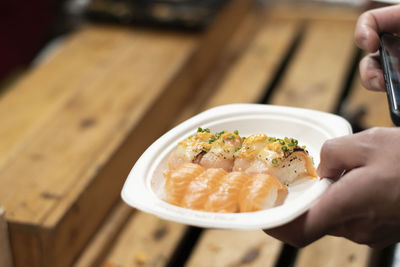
left=164, top=162, right=205, bottom=205
left=233, top=134, right=317, bottom=184
left=163, top=128, right=317, bottom=213
left=204, top=171, right=250, bottom=213
left=181, top=168, right=228, bottom=210
left=167, top=128, right=242, bottom=172
left=239, top=173, right=288, bottom=212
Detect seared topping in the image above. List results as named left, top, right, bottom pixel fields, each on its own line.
left=177, top=128, right=309, bottom=165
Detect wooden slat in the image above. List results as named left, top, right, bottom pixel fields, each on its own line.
left=73, top=202, right=133, bottom=267
left=0, top=1, right=254, bottom=266
left=186, top=230, right=281, bottom=267
left=295, top=236, right=370, bottom=267
left=271, top=19, right=357, bottom=111
left=342, top=74, right=393, bottom=128
left=0, top=208, right=13, bottom=267
left=0, top=26, right=135, bottom=172
left=97, top=8, right=300, bottom=267
left=4, top=27, right=198, bottom=267
left=269, top=12, right=372, bottom=267
left=182, top=11, right=304, bottom=267
left=101, top=213, right=186, bottom=267
left=205, top=18, right=299, bottom=108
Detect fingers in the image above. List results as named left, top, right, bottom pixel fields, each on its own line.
left=355, top=11, right=380, bottom=52
left=355, top=5, right=400, bottom=52
left=317, top=134, right=368, bottom=180
left=265, top=168, right=367, bottom=247
left=359, top=52, right=386, bottom=92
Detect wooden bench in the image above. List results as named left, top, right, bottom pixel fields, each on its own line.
left=0, top=1, right=396, bottom=267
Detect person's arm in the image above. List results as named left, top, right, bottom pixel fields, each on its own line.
left=264, top=127, right=400, bottom=248
left=355, top=5, right=400, bottom=92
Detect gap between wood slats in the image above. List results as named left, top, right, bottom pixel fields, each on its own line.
left=163, top=16, right=305, bottom=267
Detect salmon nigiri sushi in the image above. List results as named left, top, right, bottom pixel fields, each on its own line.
left=164, top=162, right=205, bottom=205
left=181, top=168, right=228, bottom=210
left=204, top=172, right=250, bottom=213
left=239, top=174, right=288, bottom=212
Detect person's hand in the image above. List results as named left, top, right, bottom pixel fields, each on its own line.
left=264, top=127, right=400, bottom=248
left=355, top=5, right=400, bottom=92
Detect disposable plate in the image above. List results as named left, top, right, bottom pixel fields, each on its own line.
left=121, top=104, right=352, bottom=229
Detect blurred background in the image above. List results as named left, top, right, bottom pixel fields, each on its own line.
left=2, top=1, right=400, bottom=267
left=0, top=0, right=369, bottom=91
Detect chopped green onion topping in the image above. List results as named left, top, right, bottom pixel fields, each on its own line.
left=281, top=145, right=288, bottom=151
left=302, top=145, right=306, bottom=149
left=235, top=146, right=242, bottom=152
left=208, top=138, right=216, bottom=144
left=268, top=137, right=276, bottom=142
left=215, top=130, right=226, bottom=139
left=279, top=140, right=285, bottom=145
left=271, top=158, right=278, bottom=165
left=234, top=130, right=239, bottom=135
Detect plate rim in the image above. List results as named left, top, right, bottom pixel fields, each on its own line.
left=121, top=103, right=352, bottom=229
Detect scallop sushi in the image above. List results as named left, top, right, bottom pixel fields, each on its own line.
left=168, top=128, right=242, bottom=172
left=234, top=135, right=317, bottom=184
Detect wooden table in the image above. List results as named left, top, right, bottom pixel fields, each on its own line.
left=0, top=1, right=395, bottom=267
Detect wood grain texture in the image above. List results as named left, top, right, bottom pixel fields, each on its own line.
left=1, top=1, right=254, bottom=266
left=342, top=73, right=393, bottom=128
left=295, top=236, right=370, bottom=267
left=0, top=26, right=136, bottom=172
left=271, top=19, right=357, bottom=112
left=205, top=18, right=300, bottom=108
left=73, top=202, right=133, bottom=267
left=0, top=208, right=13, bottom=267
left=186, top=230, right=281, bottom=267
left=102, top=212, right=186, bottom=267
left=4, top=26, right=198, bottom=267
left=269, top=14, right=372, bottom=267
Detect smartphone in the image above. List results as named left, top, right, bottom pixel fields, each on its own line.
left=380, top=32, right=400, bottom=126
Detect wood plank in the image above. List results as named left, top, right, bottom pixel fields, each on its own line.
left=186, top=230, right=281, bottom=267
left=1, top=1, right=254, bottom=266
left=269, top=14, right=372, bottom=267
left=0, top=208, right=13, bottom=267
left=181, top=12, right=303, bottom=267
left=96, top=9, right=299, bottom=267
left=0, top=25, right=137, bottom=172
left=176, top=15, right=301, bottom=124
left=73, top=202, right=133, bottom=267
left=271, top=19, right=357, bottom=111
left=101, top=212, right=186, bottom=267
left=5, top=27, right=198, bottom=267
left=205, top=17, right=300, bottom=108
left=295, top=236, right=370, bottom=267
left=342, top=73, right=393, bottom=128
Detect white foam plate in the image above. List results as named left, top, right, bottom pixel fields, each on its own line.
left=121, top=104, right=352, bottom=230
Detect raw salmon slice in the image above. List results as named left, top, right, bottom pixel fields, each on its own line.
left=204, top=172, right=250, bottom=213
left=164, top=162, right=205, bottom=206
left=239, top=174, right=288, bottom=212
left=181, top=168, right=228, bottom=210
